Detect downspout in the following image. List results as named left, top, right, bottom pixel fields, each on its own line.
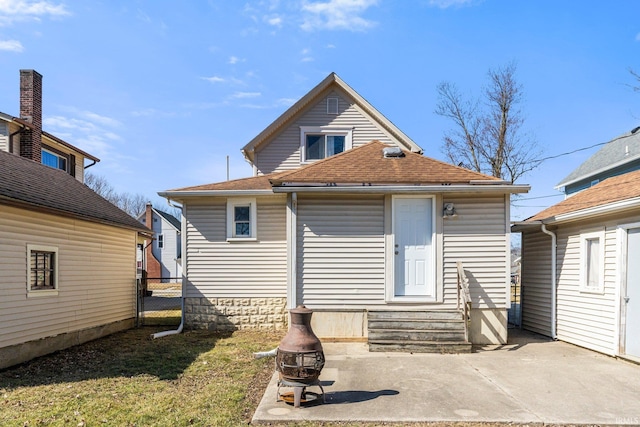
left=9, top=127, right=23, bottom=154
left=152, top=198, right=185, bottom=339
left=84, top=159, right=98, bottom=169
left=540, top=224, right=557, bottom=339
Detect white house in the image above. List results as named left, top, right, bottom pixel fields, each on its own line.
left=160, top=73, right=529, bottom=349
left=138, top=203, right=182, bottom=281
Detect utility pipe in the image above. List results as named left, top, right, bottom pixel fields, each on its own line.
left=152, top=198, right=185, bottom=339
left=540, top=224, right=557, bottom=339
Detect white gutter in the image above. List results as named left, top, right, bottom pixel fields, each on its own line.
left=540, top=224, right=557, bottom=340
left=158, top=189, right=275, bottom=199
left=553, top=197, right=640, bottom=223
left=152, top=198, right=186, bottom=339
left=272, top=184, right=530, bottom=194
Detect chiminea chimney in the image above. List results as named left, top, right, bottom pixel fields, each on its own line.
left=19, top=69, right=43, bottom=163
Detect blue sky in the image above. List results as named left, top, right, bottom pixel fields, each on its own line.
left=0, top=0, right=638, bottom=221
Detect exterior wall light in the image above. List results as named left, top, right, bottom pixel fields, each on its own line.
left=443, top=203, right=457, bottom=218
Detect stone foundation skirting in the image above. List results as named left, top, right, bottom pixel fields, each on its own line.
left=184, top=297, right=288, bottom=332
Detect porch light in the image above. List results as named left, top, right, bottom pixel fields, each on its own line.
left=443, top=203, right=457, bottom=218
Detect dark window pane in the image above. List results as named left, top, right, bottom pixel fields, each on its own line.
left=42, top=151, right=58, bottom=168
left=306, top=135, right=323, bottom=160
left=234, top=206, right=249, bottom=222
left=236, top=222, right=250, bottom=236
left=328, top=135, right=345, bottom=156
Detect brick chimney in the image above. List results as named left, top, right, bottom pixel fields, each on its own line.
left=19, top=69, right=43, bottom=163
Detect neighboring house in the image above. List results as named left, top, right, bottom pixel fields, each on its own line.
left=138, top=203, right=182, bottom=281
left=556, top=126, right=640, bottom=196
left=513, top=169, right=640, bottom=362
left=160, top=73, right=529, bottom=347
left=0, top=70, right=100, bottom=183
left=0, top=150, right=151, bottom=370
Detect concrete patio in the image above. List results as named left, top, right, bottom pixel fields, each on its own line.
left=252, top=329, right=640, bottom=425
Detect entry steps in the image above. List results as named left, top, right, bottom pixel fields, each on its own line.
left=367, top=310, right=472, bottom=353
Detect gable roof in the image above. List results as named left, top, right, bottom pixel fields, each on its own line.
left=526, top=169, right=640, bottom=223
left=0, top=150, right=149, bottom=234
left=154, top=208, right=181, bottom=230
left=555, top=126, right=640, bottom=189
left=270, top=140, right=500, bottom=186
left=241, top=72, right=422, bottom=163
left=0, top=112, right=100, bottom=162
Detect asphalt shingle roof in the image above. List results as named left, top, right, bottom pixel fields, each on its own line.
left=527, top=168, right=640, bottom=222
left=271, top=141, right=500, bottom=185
left=556, top=127, right=640, bottom=188
left=0, top=150, right=150, bottom=233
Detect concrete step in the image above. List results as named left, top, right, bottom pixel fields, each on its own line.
left=368, top=310, right=462, bottom=321
left=368, top=340, right=473, bottom=353
left=368, top=319, right=465, bottom=330
left=369, top=329, right=466, bottom=342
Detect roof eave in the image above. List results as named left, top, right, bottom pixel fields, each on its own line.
left=271, top=183, right=530, bottom=194
left=158, top=189, right=277, bottom=200
left=555, top=154, right=640, bottom=190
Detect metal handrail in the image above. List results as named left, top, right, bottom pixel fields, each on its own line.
left=456, top=261, right=472, bottom=342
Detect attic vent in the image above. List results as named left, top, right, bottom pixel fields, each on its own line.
left=327, top=97, right=338, bottom=115
left=383, top=147, right=404, bottom=158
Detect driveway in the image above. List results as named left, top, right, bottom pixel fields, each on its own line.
left=252, top=329, right=640, bottom=425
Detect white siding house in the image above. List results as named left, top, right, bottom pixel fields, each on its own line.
left=139, top=204, right=183, bottom=280
left=514, top=169, right=640, bottom=361
left=161, top=73, right=529, bottom=347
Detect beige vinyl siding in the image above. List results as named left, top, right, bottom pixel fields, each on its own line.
left=256, top=88, right=397, bottom=174
left=520, top=229, right=554, bottom=336
left=0, top=122, right=8, bottom=152
left=555, top=221, right=619, bottom=354
left=296, top=195, right=385, bottom=308
left=442, top=196, right=509, bottom=309
left=0, top=205, right=137, bottom=349
left=184, top=196, right=287, bottom=298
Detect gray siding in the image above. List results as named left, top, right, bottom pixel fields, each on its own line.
left=184, top=196, right=287, bottom=298
left=442, top=196, right=510, bottom=309
left=0, top=205, right=137, bottom=349
left=296, top=195, right=386, bottom=308
left=520, top=229, right=554, bottom=336
left=256, top=88, right=397, bottom=174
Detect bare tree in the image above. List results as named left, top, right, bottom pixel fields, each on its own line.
left=435, top=62, right=542, bottom=184
left=629, top=68, right=640, bottom=93
left=85, top=172, right=148, bottom=217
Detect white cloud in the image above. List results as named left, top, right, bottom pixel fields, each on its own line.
left=0, top=0, right=70, bottom=26
left=265, top=14, right=282, bottom=27
left=231, top=91, right=261, bottom=99
left=229, top=56, right=240, bottom=64
left=428, top=0, right=475, bottom=9
left=202, top=76, right=226, bottom=83
left=0, top=39, right=23, bottom=51
left=300, top=0, right=378, bottom=32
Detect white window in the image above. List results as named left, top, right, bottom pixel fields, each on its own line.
left=580, top=230, right=605, bottom=293
left=226, top=198, right=257, bottom=241
left=158, top=234, right=164, bottom=249
left=300, top=126, right=353, bottom=162
left=27, top=244, right=59, bottom=296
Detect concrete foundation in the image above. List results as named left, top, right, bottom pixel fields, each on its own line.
left=184, top=297, right=287, bottom=331
left=310, top=310, right=368, bottom=340
left=469, top=308, right=508, bottom=345
left=0, top=318, right=134, bottom=370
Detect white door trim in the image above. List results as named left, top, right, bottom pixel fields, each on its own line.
left=616, top=222, right=640, bottom=358
left=387, top=195, right=436, bottom=303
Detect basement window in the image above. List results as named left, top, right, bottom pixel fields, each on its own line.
left=27, top=244, right=59, bottom=296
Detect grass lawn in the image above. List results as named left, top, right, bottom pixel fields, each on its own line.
left=0, top=327, right=282, bottom=427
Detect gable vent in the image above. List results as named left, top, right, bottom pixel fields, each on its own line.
left=327, top=97, right=338, bottom=115
left=383, top=147, right=404, bottom=158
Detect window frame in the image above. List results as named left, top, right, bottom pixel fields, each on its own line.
left=226, top=198, right=257, bottom=241
left=299, top=126, right=353, bottom=163
left=41, top=146, right=69, bottom=172
left=157, top=233, right=164, bottom=249
left=27, top=244, right=59, bottom=297
left=579, top=229, right=606, bottom=294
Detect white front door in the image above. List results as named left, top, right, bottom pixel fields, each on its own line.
left=393, top=197, right=434, bottom=299
left=624, top=228, right=640, bottom=358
